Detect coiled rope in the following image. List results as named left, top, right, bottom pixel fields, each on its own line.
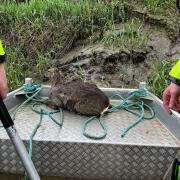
left=83, top=89, right=155, bottom=139
left=0, top=84, right=155, bottom=179
left=0, top=84, right=63, bottom=180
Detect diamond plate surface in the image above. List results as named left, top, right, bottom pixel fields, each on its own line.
left=0, top=99, right=179, bottom=179
left=0, top=140, right=178, bottom=180
left=2, top=102, right=179, bottom=147
left=31, top=144, right=179, bottom=180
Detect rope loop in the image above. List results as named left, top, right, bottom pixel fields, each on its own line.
left=0, top=84, right=155, bottom=179
left=83, top=89, right=155, bottom=139
left=31, top=102, right=64, bottom=126
left=82, top=115, right=107, bottom=139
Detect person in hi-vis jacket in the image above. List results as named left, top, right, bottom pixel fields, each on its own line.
left=0, top=39, right=8, bottom=98
left=163, top=60, right=180, bottom=114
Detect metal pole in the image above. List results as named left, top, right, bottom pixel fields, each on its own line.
left=0, top=97, right=40, bottom=180
left=176, top=0, right=180, bottom=14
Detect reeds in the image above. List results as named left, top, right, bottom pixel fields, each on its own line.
left=147, top=59, right=174, bottom=98
left=0, top=0, right=175, bottom=95
left=102, top=18, right=149, bottom=50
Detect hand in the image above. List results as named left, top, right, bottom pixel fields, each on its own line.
left=0, top=64, right=8, bottom=99
left=163, top=82, right=180, bottom=114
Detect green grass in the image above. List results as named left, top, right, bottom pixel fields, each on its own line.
left=5, top=45, right=51, bottom=91
left=147, top=59, right=175, bottom=99
left=142, top=0, right=176, bottom=15
left=0, top=0, right=128, bottom=89
left=5, top=46, right=27, bottom=90
left=0, top=0, right=177, bottom=96
left=102, top=18, right=149, bottom=50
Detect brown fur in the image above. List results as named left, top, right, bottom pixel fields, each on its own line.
left=47, top=68, right=110, bottom=115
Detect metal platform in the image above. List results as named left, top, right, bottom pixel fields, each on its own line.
left=0, top=86, right=179, bottom=180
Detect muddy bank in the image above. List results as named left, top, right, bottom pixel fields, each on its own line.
left=43, top=0, right=180, bottom=89
left=50, top=24, right=179, bottom=88
left=53, top=45, right=148, bottom=87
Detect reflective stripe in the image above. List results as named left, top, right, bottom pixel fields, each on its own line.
left=169, top=60, right=180, bottom=80
left=0, top=39, right=5, bottom=56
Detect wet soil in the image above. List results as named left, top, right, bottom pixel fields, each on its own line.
left=50, top=27, right=179, bottom=88
left=48, top=9, right=180, bottom=88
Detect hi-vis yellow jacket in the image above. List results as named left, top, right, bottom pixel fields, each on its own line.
left=169, top=60, right=180, bottom=85
left=0, top=39, right=6, bottom=63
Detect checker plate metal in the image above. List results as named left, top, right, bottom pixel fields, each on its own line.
left=0, top=86, right=179, bottom=179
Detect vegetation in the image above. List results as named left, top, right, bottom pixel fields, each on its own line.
left=0, top=0, right=128, bottom=90
left=147, top=60, right=175, bottom=98
left=142, top=0, right=176, bottom=14
left=0, top=0, right=177, bottom=97
left=102, top=18, right=149, bottom=50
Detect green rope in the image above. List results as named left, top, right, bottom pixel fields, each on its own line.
left=0, top=84, right=155, bottom=178
left=82, top=89, right=155, bottom=139
left=24, top=110, right=43, bottom=180
left=82, top=114, right=107, bottom=139
left=21, top=84, right=64, bottom=180
left=0, top=85, right=43, bottom=128
left=31, top=102, right=64, bottom=126
left=0, top=83, right=63, bottom=180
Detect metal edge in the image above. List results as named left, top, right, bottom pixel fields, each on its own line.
left=148, top=92, right=180, bottom=142
left=8, top=85, right=180, bottom=143
left=4, top=87, right=24, bottom=109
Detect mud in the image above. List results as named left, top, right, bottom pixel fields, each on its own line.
left=46, top=3, right=180, bottom=88
left=51, top=29, right=175, bottom=88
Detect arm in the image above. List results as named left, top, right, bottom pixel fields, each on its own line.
left=163, top=60, right=180, bottom=113
left=0, top=40, right=8, bottom=98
